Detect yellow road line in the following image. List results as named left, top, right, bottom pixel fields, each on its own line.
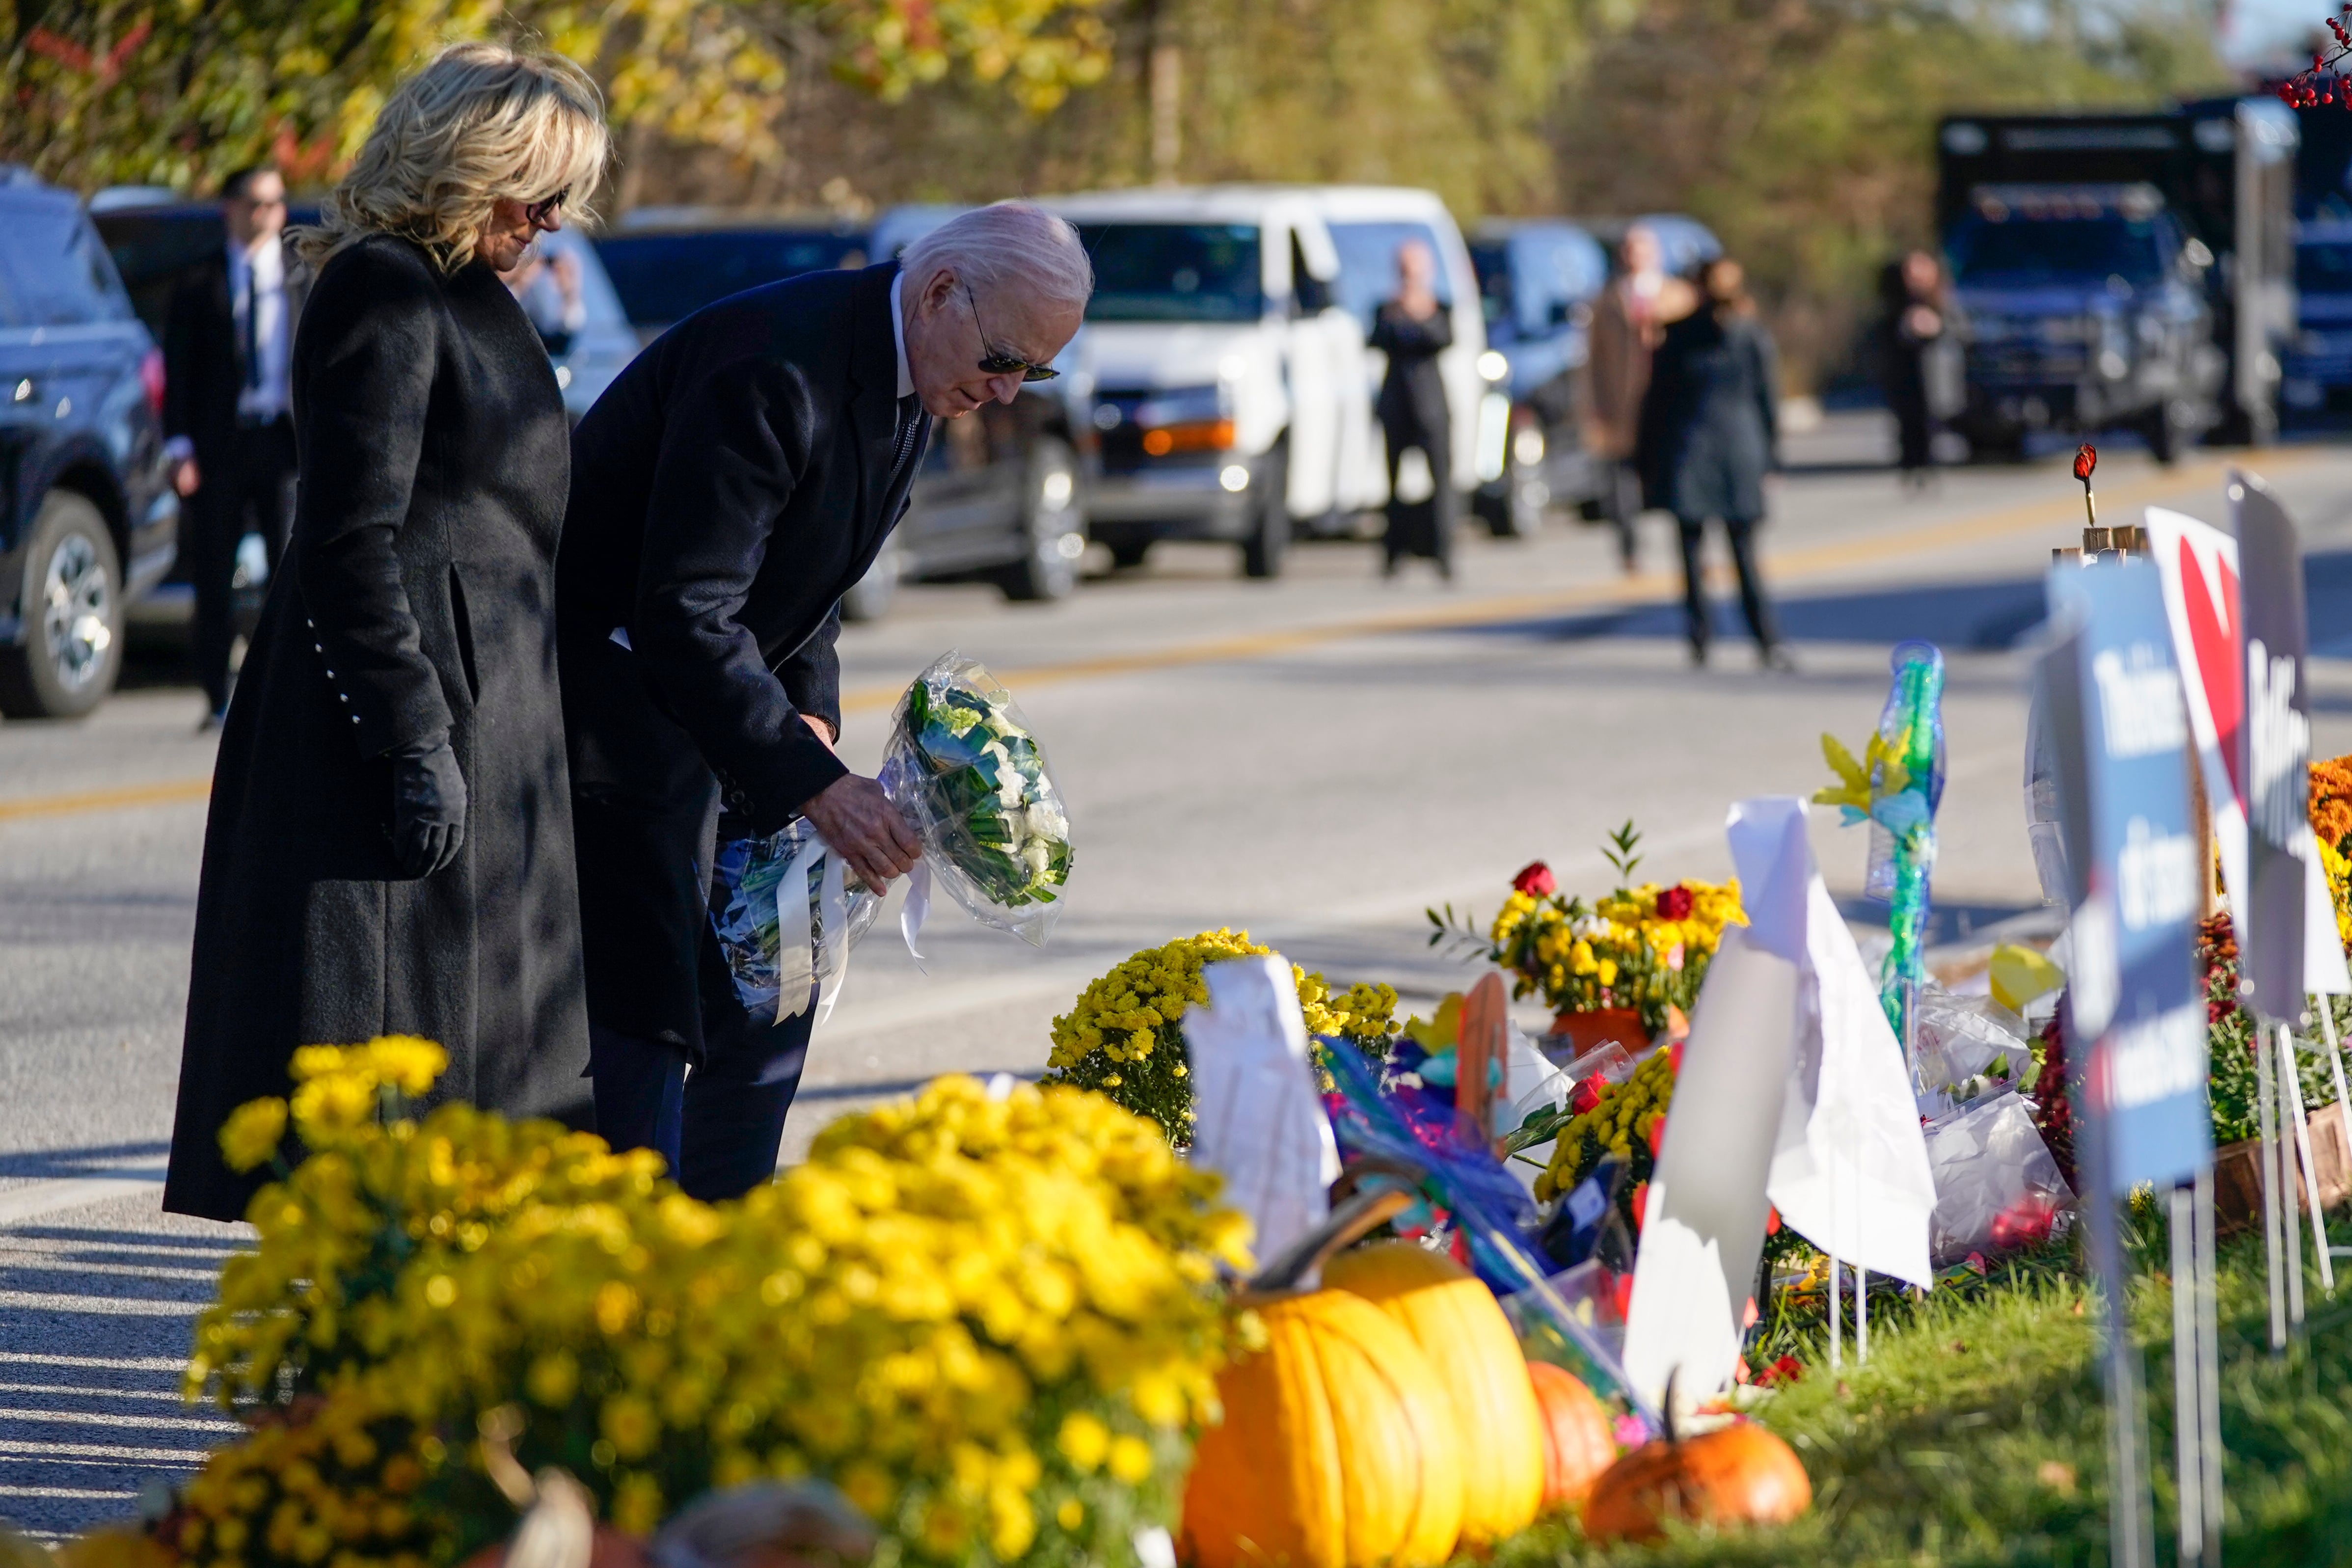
left=0, top=776, right=211, bottom=822
left=1, top=449, right=2318, bottom=820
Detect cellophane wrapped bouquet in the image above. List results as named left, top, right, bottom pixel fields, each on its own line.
left=881, top=651, right=1073, bottom=945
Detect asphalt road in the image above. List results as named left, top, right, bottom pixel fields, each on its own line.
left=7, top=414, right=2352, bottom=1538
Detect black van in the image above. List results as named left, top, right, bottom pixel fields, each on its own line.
left=0, top=173, right=177, bottom=718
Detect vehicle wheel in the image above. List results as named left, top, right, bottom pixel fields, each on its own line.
left=0, top=490, right=123, bottom=720
left=1106, top=538, right=1152, bottom=570
left=1240, top=445, right=1290, bottom=579
left=998, top=436, right=1084, bottom=603
left=839, top=547, right=900, bottom=623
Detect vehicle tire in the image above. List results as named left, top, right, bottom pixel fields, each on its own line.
left=839, top=546, right=900, bottom=623
left=0, top=490, right=123, bottom=721
left=998, top=436, right=1084, bottom=603
left=1240, top=444, right=1290, bottom=579
left=1106, top=538, right=1152, bottom=570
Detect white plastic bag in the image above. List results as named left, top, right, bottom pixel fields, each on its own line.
left=710, top=820, right=883, bottom=1024
left=1922, top=1089, right=2075, bottom=1266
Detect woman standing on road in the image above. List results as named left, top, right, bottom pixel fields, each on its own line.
left=164, top=45, right=609, bottom=1221
left=1639, top=256, right=1792, bottom=671
left=1373, top=238, right=1457, bottom=581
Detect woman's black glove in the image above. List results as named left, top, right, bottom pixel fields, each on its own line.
left=388, top=735, right=468, bottom=877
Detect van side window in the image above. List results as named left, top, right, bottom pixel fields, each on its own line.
left=1290, top=234, right=1331, bottom=316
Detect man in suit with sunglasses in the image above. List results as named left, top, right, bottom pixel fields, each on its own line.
left=557, top=201, right=1091, bottom=1198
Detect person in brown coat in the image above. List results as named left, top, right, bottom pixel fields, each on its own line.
left=1580, top=225, right=1695, bottom=574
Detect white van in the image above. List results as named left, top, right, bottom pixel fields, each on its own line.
left=1298, top=186, right=1507, bottom=523
left=1043, top=187, right=1379, bottom=576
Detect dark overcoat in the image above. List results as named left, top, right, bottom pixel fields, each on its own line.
left=1371, top=301, right=1453, bottom=451
left=164, top=234, right=591, bottom=1221
left=558, top=262, right=927, bottom=1057
left=1637, top=307, right=1780, bottom=523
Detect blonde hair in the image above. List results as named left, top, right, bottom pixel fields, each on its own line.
left=298, top=43, right=608, bottom=273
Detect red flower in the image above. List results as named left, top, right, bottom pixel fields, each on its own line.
left=1512, top=860, right=1557, bottom=897
left=1756, top=1355, right=1804, bottom=1387
left=1629, top=1180, right=1649, bottom=1231
left=1646, top=1115, right=1669, bottom=1158
left=1569, top=1074, right=1607, bottom=1114
left=2073, top=444, right=2097, bottom=484
left=1655, top=884, right=1695, bottom=920
left=1765, top=1204, right=1782, bottom=1236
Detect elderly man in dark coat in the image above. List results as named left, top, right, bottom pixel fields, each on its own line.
left=558, top=201, right=1091, bottom=1200
left=164, top=46, right=609, bottom=1222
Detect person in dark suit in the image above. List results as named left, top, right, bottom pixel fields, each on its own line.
left=1371, top=238, right=1456, bottom=580
left=164, top=45, right=610, bottom=1223
left=1878, top=249, right=1952, bottom=487
left=559, top=202, right=1091, bottom=1200
left=162, top=163, right=313, bottom=725
left=1638, top=256, right=1791, bottom=671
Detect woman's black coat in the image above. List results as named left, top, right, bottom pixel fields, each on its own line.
left=1637, top=306, right=1780, bottom=523
left=164, top=234, right=591, bottom=1221
left=1371, top=301, right=1453, bottom=450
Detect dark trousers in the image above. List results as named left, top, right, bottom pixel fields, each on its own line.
left=588, top=876, right=816, bottom=1202
left=1675, top=515, right=1779, bottom=653
left=1381, top=431, right=1455, bottom=570
left=191, top=415, right=297, bottom=714
left=1598, top=458, right=1644, bottom=568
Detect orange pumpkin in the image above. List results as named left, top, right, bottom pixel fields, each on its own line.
left=1320, top=1241, right=1546, bottom=1544
left=1525, top=1361, right=1618, bottom=1508
left=1582, top=1417, right=1811, bottom=1544
left=1179, top=1288, right=1465, bottom=1568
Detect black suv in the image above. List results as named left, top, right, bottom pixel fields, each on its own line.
left=593, top=215, right=1096, bottom=618
left=0, top=173, right=177, bottom=718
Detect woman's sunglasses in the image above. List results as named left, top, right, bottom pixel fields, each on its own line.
left=962, top=280, right=1058, bottom=382
left=524, top=187, right=570, bottom=226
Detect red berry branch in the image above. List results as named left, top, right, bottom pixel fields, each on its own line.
left=2279, top=6, right=2352, bottom=108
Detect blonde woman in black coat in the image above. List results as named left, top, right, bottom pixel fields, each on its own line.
left=165, top=45, right=609, bottom=1220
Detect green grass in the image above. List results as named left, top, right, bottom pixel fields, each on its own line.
left=1487, top=1214, right=2352, bottom=1566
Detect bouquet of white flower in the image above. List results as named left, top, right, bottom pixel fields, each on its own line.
left=881, top=650, right=1073, bottom=946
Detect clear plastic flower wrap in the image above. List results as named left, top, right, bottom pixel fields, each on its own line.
left=879, top=650, right=1073, bottom=946
left=710, top=819, right=883, bottom=1023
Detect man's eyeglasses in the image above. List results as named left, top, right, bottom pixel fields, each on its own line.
left=962, top=280, right=1058, bottom=382
left=524, top=187, right=570, bottom=226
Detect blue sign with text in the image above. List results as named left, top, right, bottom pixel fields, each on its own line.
left=2047, top=558, right=2210, bottom=1193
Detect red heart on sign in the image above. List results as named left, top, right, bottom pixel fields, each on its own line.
left=2178, top=536, right=2244, bottom=808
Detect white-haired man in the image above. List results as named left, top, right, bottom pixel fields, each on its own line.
left=557, top=202, right=1092, bottom=1196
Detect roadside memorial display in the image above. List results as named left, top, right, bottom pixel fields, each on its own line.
left=45, top=461, right=2352, bottom=1568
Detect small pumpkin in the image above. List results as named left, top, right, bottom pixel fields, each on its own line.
left=1526, top=1361, right=1618, bottom=1508
left=1583, top=1413, right=1811, bottom=1544
left=1320, top=1241, right=1547, bottom=1544
left=1180, top=1188, right=1466, bottom=1568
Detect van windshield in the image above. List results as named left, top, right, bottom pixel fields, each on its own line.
left=1950, top=214, right=2168, bottom=289
left=1076, top=224, right=1262, bottom=323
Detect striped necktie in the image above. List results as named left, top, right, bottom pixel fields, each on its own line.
left=889, top=393, right=924, bottom=487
